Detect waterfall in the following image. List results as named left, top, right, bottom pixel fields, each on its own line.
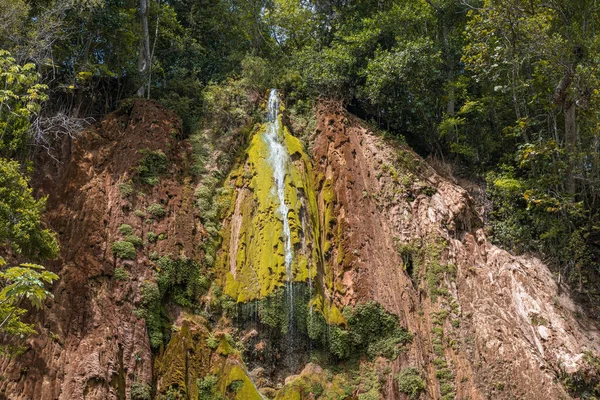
left=264, top=89, right=295, bottom=326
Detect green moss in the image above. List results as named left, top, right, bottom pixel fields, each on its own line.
left=139, top=282, right=164, bottom=349
left=218, top=122, right=320, bottom=303
left=219, top=365, right=263, bottom=400
left=112, top=241, right=137, bottom=259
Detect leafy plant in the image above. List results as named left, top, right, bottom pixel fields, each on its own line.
left=130, top=382, right=152, bottom=400
left=147, top=203, right=166, bottom=218
left=118, top=182, right=134, bottom=198
left=0, top=262, right=59, bottom=338
left=396, top=368, right=426, bottom=399
left=136, top=149, right=168, bottom=186
left=113, top=267, right=130, bottom=281
left=112, top=241, right=137, bottom=260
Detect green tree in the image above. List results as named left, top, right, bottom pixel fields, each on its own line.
left=0, top=51, right=59, bottom=353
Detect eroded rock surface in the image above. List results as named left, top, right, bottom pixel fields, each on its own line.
left=1, top=99, right=598, bottom=400
left=311, top=101, right=600, bottom=399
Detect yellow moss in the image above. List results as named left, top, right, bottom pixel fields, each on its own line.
left=216, top=337, right=235, bottom=356
left=218, top=120, right=321, bottom=303
left=154, top=316, right=211, bottom=399
left=218, top=364, right=263, bottom=400
left=311, top=292, right=347, bottom=326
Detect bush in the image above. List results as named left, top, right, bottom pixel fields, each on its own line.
left=130, top=382, right=152, bottom=400
left=206, top=333, right=219, bottom=350
left=112, top=241, right=137, bottom=260
left=125, top=234, right=143, bottom=248
left=155, top=255, right=209, bottom=308
left=137, top=149, right=168, bottom=186
left=344, top=301, right=413, bottom=359
left=140, top=282, right=163, bottom=349
left=147, top=232, right=158, bottom=243
left=119, top=182, right=134, bottom=197
left=197, top=375, right=220, bottom=399
left=147, top=203, right=166, bottom=218
left=227, top=380, right=244, bottom=394
left=119, top=224, right=134, bottom=235
left=396, top=368, right=426, bottom=399
left=113, top=267, right=130, bottom=281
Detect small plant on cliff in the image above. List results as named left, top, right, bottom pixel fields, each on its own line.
left=118, top=182, right=134, bottom=197
left=147, top=203, right=166, bottom=218
left=344, top=301, right=413, bottom=359
left=396, top=368, right=426, bottom=399
left=130, top=382, right=152, bottom=400
left=136, top=149, right=168, bottom=186
left=227, top=380, right=244, bottom=394
left=113, top=267, right=130, bottom=281
left=112, top=241, right=137, bottom=260
left=155, top=255, right=209, bottom=308
left=146, top=232, right=158, bottom=243
left=197, top=374, right=220, bottom=399
left=119, top=224, right=134, bottom=235
left=138, top=282, right=164, bottom=349
left=124, top=234, right=143, bottom=248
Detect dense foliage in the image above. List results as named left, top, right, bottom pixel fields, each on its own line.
left=0, top=51, right=58, bottom=352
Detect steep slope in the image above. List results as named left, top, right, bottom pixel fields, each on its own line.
left=1, top=96, right=598, bottom=400
left=0, top=100, right=197, bottom=399
left=311, top=101, right=600, bottom=399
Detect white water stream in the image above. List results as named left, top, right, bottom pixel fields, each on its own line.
left=264, top=89, right=295, bottom=324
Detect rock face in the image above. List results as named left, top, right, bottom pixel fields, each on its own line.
left=0, top=100, right=196, bottom=400
left=311, top=102, right=600, bottom=399
left=1, top=98, right=598, bottom=400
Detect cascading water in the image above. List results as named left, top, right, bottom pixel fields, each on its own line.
left=264, top=89, right=295, bottom=327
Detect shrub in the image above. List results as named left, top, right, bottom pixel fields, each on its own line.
left=119, top=224, right=134, bottom=235
left=119, top=182, right=134, bottom=197
left=113, top=267, right=130, bottom=281
left=147, top=232, right=158, bottom=243
left=112, top=241, right=137, bottom=259
left=396, top=368, right=426, bottom=399
left=147, top=203, right=166, bottom=218
left=137, top=149, right=168, bottom=186
left=206, top=333, right=219, bottom=350
left=140, top=282, right=163, bottom=349
left=125, top=234, right=143, bottom=248
left=228, top=380, right=244, bottom=394
left=134, top=209, right=146, bottom=218
left=155, top=255, right=209, bottom=308
left=197, top=375, right=219, bottom=399
left=130, top=382, right=152, bottom=400
left=344, top=301, right=413, bottom=359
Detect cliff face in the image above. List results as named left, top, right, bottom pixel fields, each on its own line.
left=310, top=102, right=600, bottom=399
left=1, top=97, right=598, bottom=400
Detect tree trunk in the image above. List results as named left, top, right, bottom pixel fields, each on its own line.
left=554, top=69, right=578, bottom=195
left=137, top=0, right=151, bottom=97
left=564, top=99, right=578, bottom=194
